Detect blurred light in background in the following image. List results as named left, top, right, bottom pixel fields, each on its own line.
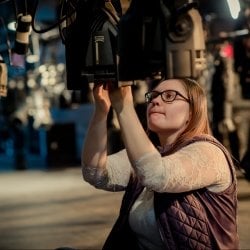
left=227, top=0, right=241, bottom=19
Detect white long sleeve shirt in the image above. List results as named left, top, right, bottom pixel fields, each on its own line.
left=82, top=141, right=232, bottom=193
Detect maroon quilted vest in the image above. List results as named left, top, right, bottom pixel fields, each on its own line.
left=102, top=135, right=239, bottom=250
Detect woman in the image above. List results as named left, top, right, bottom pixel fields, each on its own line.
left=82, top=78, right=239, bottom=250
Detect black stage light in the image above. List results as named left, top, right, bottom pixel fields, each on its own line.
left=63, top=0, right=121, bottom=90
left=117, top=0, right=206, bottom=81
left=63, top=0, right=206, bottom=90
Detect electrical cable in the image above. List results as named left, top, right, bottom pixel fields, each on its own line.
left=31, top=0, right=78, bottom=34
left=59, top=0, right=79, bottom=43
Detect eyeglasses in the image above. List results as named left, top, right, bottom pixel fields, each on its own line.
left=145, top=90, right=190, bottom=104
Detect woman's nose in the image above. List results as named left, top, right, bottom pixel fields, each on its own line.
left=151, top=96, right=161, bottom=105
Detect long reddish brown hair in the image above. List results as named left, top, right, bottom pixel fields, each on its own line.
left=178, top=78, right=211, bottom=135
left=148, top=78, right=212, bottom=152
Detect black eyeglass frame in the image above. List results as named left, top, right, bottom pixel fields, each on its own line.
left=145, top=89, right=190, bottom=104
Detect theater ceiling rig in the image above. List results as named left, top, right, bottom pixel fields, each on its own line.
left=0, top=0, right=206, bottom=91
left=62, top=0, right=206, bottom=90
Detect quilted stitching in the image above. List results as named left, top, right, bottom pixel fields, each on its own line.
left=167, top=196, right=212, bottom=249
left=155, top=192, right=212, bottom=250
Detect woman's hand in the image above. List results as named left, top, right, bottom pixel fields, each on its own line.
left=93, top=83, right=111, bottom=115
left=92, top=82, right=134, bottom=114
left=108, top=84, right=134, bottom=113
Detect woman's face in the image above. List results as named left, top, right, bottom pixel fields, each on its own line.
left=146, top=79, right=191, bottom=144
